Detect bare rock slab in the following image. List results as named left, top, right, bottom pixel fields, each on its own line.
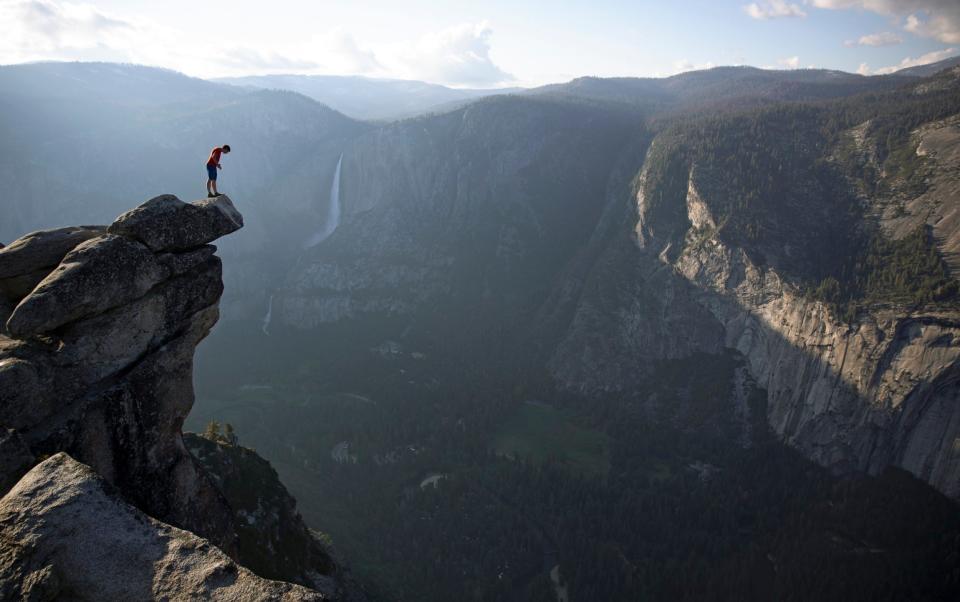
left=0, top=226, right=105, bottom=280
left=0, top=453, right=326, bottom=601
left=109, top=194, right=243, bottom=252
left=6, top=234, right=169, bottom=337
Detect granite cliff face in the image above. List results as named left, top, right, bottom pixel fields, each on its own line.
left=0, top=195, right=347, bottom=600
left=672, top=229, right=960, bottom=496
left=627, top=111, right=960, bottom=497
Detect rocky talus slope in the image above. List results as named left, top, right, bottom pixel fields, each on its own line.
left=0, top=195, right=344, bottom=600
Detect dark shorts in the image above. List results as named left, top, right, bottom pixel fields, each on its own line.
left=206, top=164, right=217, bottom=181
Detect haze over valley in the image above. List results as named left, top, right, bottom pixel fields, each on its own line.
left=3, top=1, right=960, bottom=600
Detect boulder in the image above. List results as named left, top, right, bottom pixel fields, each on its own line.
left=108, top=194, right=243, bottom=252
left=53, top=255, right=222, bottom=387
left=6, top=235, right=168, bottom=337
left=0, top=453, right=326, bottom=601
left=0, top=226, right=104, bottom=279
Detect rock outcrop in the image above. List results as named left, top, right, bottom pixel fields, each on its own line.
left=0, top=226, right=105, bottom=327
left=108, top=193, right=244, bottom=252
left=0, top=194, right=242, bottom=551
left=0, top=453, right=325, bottom=601
left=0, top=194, right=345, bottom=599
left=6, top=234, right=171, bottom=337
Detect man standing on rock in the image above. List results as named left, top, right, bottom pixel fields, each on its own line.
left=206, top=144, right=231, bottom=198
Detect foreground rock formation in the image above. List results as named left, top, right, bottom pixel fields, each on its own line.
left=0, top=195, right=345, bottom=599
left=0, top=454, right=323, bottom=601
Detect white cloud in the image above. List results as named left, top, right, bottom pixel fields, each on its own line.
left=193, top=30, right=385, bottom=77
left=843, top=31, right=904, bottom=46
left=393, top=21, right=512, bottom=86
left=857, top=61, right=872, bottom=74
left=0, top=0, right=137, bottom=62
left=303, top=29, right=383, bottom=75
left=215, top=48, right=320, bottom=73
left=0, top=1, right=306, bottom=77
left=871, top=46, right=957, bottom=73
left=744, top=1, right=807, bottom=19
left=779, top=55, right=801, bottom=68
left=903, top=10, right=960, bottom=44
left=811, top=1, right=960, bottom=44
left=0, top=2, right=511, bottom=85
left=810, top=0, right=886, bottom=7
left=671, top=59, right=717, bottom=74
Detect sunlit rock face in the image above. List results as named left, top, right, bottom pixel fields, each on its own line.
left=674, top=231, right=960, bottom=497
left=0, top=453, right=326, bottom=602
left=621, top=115, right=960, bottom=497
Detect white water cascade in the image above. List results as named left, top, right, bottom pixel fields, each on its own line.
left=263, top=154, right=344, bottom=336
left=261, top=294, right=274, bottom=335
left=304, top=153, right=343, bottom=249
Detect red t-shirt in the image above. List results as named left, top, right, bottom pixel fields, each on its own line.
left=207, top=147, right=223, bottom=167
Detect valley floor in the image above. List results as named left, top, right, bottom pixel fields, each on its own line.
left=189, top=322, right=960, bottom=602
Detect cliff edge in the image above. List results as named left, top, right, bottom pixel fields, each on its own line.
left=0, top=195, right=345, bottom=600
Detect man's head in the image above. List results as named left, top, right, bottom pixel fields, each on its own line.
left=222, top=144, right=231, bottom=153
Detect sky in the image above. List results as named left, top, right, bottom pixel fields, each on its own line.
left=0, top=0, right=957, bottom=87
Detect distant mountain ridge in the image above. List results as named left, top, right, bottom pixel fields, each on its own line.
left=530, top=65, right=917, bottom=113
left=213, top=63, right=935, bottom=124
left=894, top=55, right=960, bottom=78
left=215, top=74, right=520, bottom=121
left=0, top=61, right=240, bottom=105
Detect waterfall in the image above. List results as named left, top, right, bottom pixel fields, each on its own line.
left=264, top=154, right=341, bottom=336
left=304, top=154, right=343, bottom=249
left=261, top=294, right=274, bottom=336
